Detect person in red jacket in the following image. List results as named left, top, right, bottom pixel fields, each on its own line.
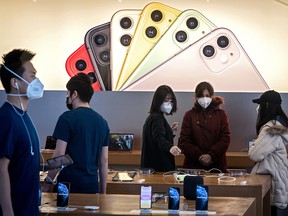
left=178, top=81, right=231, bottom=172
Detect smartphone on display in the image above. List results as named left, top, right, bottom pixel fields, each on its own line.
left=168, top=187, right=180, bottom=211
left=120, top=9, right=216, bottom=90
left=46, top=154, right=73, bottom=170
left=57, top=182, right=71, bottom=208
left=139, top=185, right=152, bottom=209
left=124, top=27, right=269, bottom=92
left=115, top=2, right=181, bottom=90
left=65, top=44, right=101, bottom=91
left=85, top=22, right=111, bottom=91
left=196, top=185, right=209, bottom=211
left=110, top=9, right=141, bottom=91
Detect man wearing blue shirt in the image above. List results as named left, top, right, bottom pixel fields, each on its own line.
left=0, top=49, right=44, bottom=216
left=43, top=73, right=109, bottom=194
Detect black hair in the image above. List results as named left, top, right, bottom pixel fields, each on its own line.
left=149, top=85, right=177, bottom=115
left=195, top=81, right=214, bottom=97
left=0, top=49, right=35, bottom=93
left=256, top=101, right=288, bottom=134
left=66, top=73, right=94, bottom=103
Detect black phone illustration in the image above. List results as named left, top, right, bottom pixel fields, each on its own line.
left=46, top=154, right=73, bottom=170
left=196, top=185, right=209, bottom=211
left=85, top=22, right=111, bottom=91
left=168, top=187, right=180, bottom=211
left=57, top=182, right=70, bottom=208
left=140, top=185, right=152, bottom=209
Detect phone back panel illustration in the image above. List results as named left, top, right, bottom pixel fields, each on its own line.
left=110, top=9, right=141, bottom=91
left=120, top=9, right=216, bottom=90
left=124, top=27, right=269, bottom=92
left=65, top=44, right=101, bottom=91
left=85, top=22, right=111, bottom=91
left=115, top=2, right=181, bottom=90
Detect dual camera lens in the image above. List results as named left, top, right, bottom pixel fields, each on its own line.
left=202, top=35, right=230, bottom=57
left=175, top=17, right=199, bottom=43
left=145, top=10, right=163, bottom=39
left=75, top=59, right=87, bottom=71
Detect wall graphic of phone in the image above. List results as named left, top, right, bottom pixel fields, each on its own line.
left=168, top=187, right=180, bottom=211
left=120, top=9, right=216, bottom=90
left=110, top=9, right=141, bottom=91
left=57, top=182, right=71, bottom=208
left=140, top=185, right=152, bottom=209
left=85, top=22, right=111, bottom=91
left=124, top=27, right=269, bottom=92
left=196, top=185, right=209, bottom=211
left=65, top=44, right=101, bottom=91
left=115, top=2, right=181, bottom=90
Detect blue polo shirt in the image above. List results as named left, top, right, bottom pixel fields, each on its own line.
left=0, top=102, right=40, bottom=216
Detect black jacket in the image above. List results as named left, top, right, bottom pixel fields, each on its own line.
left=141, top=112, right=175, bottom=172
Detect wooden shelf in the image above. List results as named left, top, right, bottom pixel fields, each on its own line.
left=41, top=149, right=254, bottom=168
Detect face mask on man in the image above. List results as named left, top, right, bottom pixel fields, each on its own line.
left=66, top=96, right=73, bottom=110
left=197, top=97, right=212, bottom=109
left=160, top=102, right=173, bottom=114
left=4, top=65, right=44, bottom=100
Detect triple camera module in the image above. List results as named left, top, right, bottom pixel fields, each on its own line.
left=175, top=17, right=199, bottom=43
left=94, top=34, right=110, bottom=63
left=202, top=35, right=230, bottom=57
left=145, top=10, right=163, bottom=38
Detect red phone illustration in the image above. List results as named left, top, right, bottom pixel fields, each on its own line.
left=65, top=44, right=101, bottom=91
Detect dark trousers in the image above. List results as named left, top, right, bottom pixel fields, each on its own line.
left=271, top=206, right=288, bottom=216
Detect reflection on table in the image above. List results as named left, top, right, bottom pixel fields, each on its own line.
left=40, top=192, right=256, bottom=216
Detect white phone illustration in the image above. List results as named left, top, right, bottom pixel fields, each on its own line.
left=123, top=27, right=269, bottom=92
left=110, top=9, right=141, bottom=90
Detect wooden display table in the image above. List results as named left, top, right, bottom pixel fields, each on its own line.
left=106, top=172, right=271, bottom=216
left=40, top=193, right=256, bottom=215
left=41, top=149, right=255, bottom=169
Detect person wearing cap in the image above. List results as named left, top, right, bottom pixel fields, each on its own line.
left=249, top=90, right=288, bottom=216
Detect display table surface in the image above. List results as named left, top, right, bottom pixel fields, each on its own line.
left=40, top=193, right=256, bottom=216
left=40, top=149, right=255, bottom=169
left=106, top=172, right=271, bottom=216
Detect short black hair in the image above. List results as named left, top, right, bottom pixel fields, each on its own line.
left=0, top=49, right=36, bottom=93
left=66, top=73, right=94, bottom=103
left=149, top=85, right=177, bottom=115
left=195, top=81, right=214, bottom=98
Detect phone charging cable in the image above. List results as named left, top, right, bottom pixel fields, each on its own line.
left=218, top=176, right=236, bottom=183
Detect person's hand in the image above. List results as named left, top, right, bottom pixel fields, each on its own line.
left=170, top=146, right=181, bottom=156
left=171, top=122, right=179, bottom=135
left=199, top=154, right=212, bottom=166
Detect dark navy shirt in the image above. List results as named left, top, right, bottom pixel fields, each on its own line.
left=53, top=107, right=110, bottom=193
left=0, top=102, right=40, bottom=216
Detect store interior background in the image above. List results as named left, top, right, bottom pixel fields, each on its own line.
left=1, top=0, right=288, bottom=151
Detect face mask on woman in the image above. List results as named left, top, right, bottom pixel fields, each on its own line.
left=160, top=102, right=173, bottom=114
left=197, top=97, right=212, bottom=109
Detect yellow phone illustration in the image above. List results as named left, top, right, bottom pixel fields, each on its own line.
left=115, top=2, right=181, bottom=90
left=124, top=27, right=269, bottom=92
left=110, top=9, right=141, bottom=91
left=120, top=9, right=217, bottom=90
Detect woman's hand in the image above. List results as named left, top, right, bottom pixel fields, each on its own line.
left=170, top=146, right=181, bottom=156
left=199, top=154, right=213, bottom=166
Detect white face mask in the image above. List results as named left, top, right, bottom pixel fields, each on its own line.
left=256, top=105, right=260, bottom=114
left=198, top=97, right=212, bottom=109
left=160, top=102, right=173, bottom=114
left=4, top=65, right=44, bottom=100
